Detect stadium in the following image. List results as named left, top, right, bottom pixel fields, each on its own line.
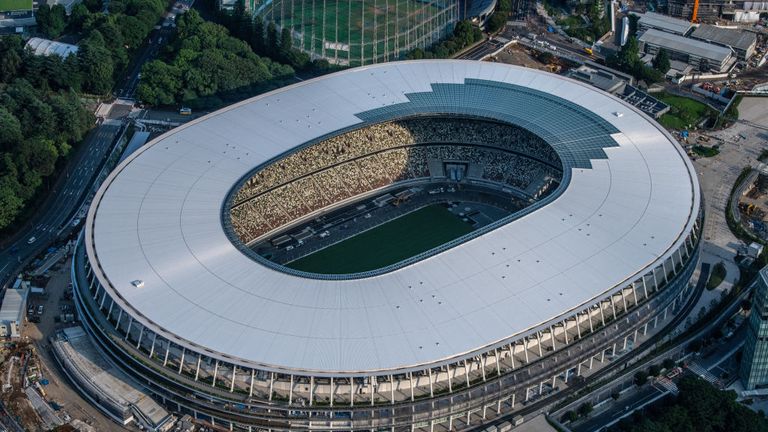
left=73, top=61, right=702, bottom=431
left=255, top=0, right=459, bottom=65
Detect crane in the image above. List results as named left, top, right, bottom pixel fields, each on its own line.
left=691, top=0, right=700, bottom=22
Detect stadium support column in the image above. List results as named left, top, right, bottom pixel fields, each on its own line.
left=289, top=375, right=294, bottom=405
left=350, top=378, right=355, bottom=406
left=495, top=349, right=502, bottom=376
left=610, top=296, right=617, bottom=320
left=508, top=344, right=516, bottom=369
left=309, top=376, right=314, bottom=405
left=149, top=333, right=157, bottom=358
left=252, top=370, right=258, bottom=398
left=178, top=348, right=185, bottom=374
left=549, top=326, right=557, bottom=351
left=464, top=360, right=471, bottom=387
left=135, top=326, right=143, bottom=349
left=195, top=355, right=201, bottom=381
left=231, top=366, right=237, bottom=392
left=598, top=303, right=606, bottom=326
left=481, top=357, right=487, bottom=382
left=620, top=289, right=628, bottom=312
left=524, top=339, right=530, bottom=363
left=163, top=344, right=170, bottom=367
left=642, top=277, right=649, bottom=299
left=212, top=361, right=219, bottom=387
left=587, top=309, right=594, bottom=333
left=576, top=314, right=582, bottom=339
left=447, top=367, right=453, bottom=392
left=428, top=369, right=434, bottom=397
left=562, top=321, right=569, bottom=344
left=330, top=377, right=334, bottom=407
left=124, top=317, right=133, bottom=341
left=410, top=373, right=416, bottom=401
left=390, top=375, right=395, bottom=404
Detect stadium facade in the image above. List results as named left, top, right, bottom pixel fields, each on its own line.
left=73, top=61, right=702, bottom=431
left=254, top=0, right=460, bottom=65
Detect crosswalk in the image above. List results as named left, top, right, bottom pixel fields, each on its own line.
left=653, top=377, right=679, bottom=395
left=687, top=362, right=722, bottom=387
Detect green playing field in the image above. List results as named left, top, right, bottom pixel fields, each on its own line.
left=0, top=0, right=32, bottom=11
left=286, top=204, right=474, bottom=274
left=264, top=0, right=447, bottom=63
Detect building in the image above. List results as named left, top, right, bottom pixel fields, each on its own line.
left=73, top=60, right=702, bottom=431
left=50, top=327, right=176, bottom=431
left=0, top=0, right=34, bottom=34
left=636, top=12, right=694, bottom=36
left=667, top=0, right=768, bottom=22
left=0, top=279, right=29, bottom=339
left=740, top=267, right=768, bottom=390
left=690, top=24, right=757, bottom=60
left=566, top=65, right=670, bottom=118
left=253, top=0, right=458, bottom=66
left=638, top=28, right=735, bottom=72
left=25, top=37, right=79, bottom=57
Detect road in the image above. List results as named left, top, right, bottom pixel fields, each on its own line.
left=0, top=122, right=122, bottom=284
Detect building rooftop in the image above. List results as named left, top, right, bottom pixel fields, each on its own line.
left=0, top=285, right=27, bottom=327
left=86, top=61, right=699, bottom=375
left=639, top=28, right=733, bottom=63
left=567, top=65, right=627, bottom=93
left=691, top=25, right=757, bottom=52
left=25, top=37, right=78, bottom=57
left=637, top=12, right=693, bottom=35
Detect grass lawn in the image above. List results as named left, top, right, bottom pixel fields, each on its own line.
left=656, top=92, right=715, bottom=130
left=0, top=0, right=31, bottom=10
left=706, top=261, right=727, bottom=290
left=286, top=204, right=474, bottom=274
left=692, top=145, right=719, bottom=157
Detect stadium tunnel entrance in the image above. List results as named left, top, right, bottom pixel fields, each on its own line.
left=225, top=116, right=565, bottom=277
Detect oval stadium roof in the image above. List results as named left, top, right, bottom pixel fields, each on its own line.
left=86, top=60, right=700, bottom=375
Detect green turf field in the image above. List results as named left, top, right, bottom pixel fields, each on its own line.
left=264, top=0, right=450, bottom=63
left=0, top=0, right=32, bottom=11
left=286, top=204, right=474, bottom=274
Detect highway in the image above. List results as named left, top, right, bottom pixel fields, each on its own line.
left=0, top=2, right=191, bottom=291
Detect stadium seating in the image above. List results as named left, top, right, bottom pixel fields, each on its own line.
left=230, top=118, right=563, bottom=244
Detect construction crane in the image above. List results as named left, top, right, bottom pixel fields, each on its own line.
left=691, top=0, right=700, bottom=22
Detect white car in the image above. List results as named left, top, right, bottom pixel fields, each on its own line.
left=27, top=236, right=36, bottom=244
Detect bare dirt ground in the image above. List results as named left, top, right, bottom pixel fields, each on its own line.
left=20, top=257, right=130, bottom=431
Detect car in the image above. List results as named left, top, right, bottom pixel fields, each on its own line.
left=27, top=236, right=36, bottom=244
left=37, top=305, right=44, bottom=315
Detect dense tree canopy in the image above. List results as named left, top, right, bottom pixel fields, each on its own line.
left=137, top=10, right=294, bottom=108
left=606, top=36, right=664, bottom=83
left=406, top=20, right=484, bottom=60
left=612, top=376, right=768, bottom=432
left=0, top=37, right=94, bottom=230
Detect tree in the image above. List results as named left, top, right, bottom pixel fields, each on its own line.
left=0, top=36, right=23, bottom=83
left=577, top=402, right=593, bottom=417
left=0, top=107, right=23, bottom=152
left=648, top=364, right=662, bottom=377
left=662, top=358, right=676, bottom=370
left=280, top=28, right=292, bottom=55
left=68, top=3, right=92, bottom=33
left=634, top=370, right=649, bottom=386
left=251, top=16, right=265, bottom=55
left=266, top=21, right=278, bottom=57
left=37, top=4, right=67, bottom=38
left=653, top=48, right=671, bottom=73
left=78, top=35, right=115, bottom=94
left=486, top=12, right=507, bottom=33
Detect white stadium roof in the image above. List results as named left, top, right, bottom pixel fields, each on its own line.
left=86, top=60, right=699, bottom=375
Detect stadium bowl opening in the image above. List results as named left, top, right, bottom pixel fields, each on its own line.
left=225, top=115, right=565, bottom=276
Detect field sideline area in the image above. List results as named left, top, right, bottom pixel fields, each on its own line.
left=286, top=204, right=474, bottom=274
